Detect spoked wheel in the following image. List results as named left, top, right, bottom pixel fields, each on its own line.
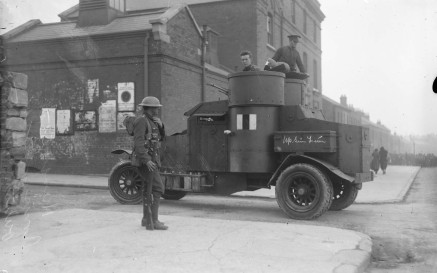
left=108, top=161, right=142, bottom=204
left=329, top=180, right=359, bottom=211
left=275, top=163, right=333, bottom=220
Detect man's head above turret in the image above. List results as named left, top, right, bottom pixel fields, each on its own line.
left=288, top=34, right=301, bottom=48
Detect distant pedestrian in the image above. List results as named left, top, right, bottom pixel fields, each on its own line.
left=379, top=147, right=388, bottom=174
left=371, top=148, right=380, bottom=174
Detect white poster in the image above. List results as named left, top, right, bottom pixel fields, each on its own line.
left=40, top=108, right=56, bottom=139
left=118, top=82, right=135, bottom=111
left=99, top=100, right=117, bottom=133
left=87, top=79, right=99, bottom=103
left=117, top=112, right=136, bottom=130
left=56, top=109, right=72, bottom=135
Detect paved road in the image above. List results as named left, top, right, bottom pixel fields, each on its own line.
left=2, top=165, right=429, bottom=273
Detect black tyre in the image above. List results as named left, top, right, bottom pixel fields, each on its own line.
left=162, top=190, right=187, bottom=200
left=108, top=161, right=142, bottom=204
left=329, top=180, right=359, bottom=211
left=275, top=163, right=333, bottom=220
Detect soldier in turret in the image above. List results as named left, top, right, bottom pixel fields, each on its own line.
left=240, top=50, right=260, bottom=71
left=265, top=34, right=308, bottom=78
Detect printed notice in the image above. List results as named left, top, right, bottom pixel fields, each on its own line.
left=40, top=108, right=56, bottom=139
left=118, top=82, right=135, bottom=111
left=99, top=100, right=117, bottom=133
left=74, top=110, right=97, bottom=131
left=87, top=79, right=99, bottom=103
left=56, top=109, right=73, bottom=135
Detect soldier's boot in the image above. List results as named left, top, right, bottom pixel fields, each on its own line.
left=152, top=195, right=168, bottom=230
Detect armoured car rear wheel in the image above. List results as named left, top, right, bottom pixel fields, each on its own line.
left=162, top=190, right=187, bottom=200
left=275, top=163, right=333, bottom=220
left=329, top=181, right=358, bottom=211
left=108, top=161, right=142, bottom=204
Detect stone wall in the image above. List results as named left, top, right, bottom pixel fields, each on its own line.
left=0, top=71, right=28, bottom=215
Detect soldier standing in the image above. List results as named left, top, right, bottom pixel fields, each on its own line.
left=133, top=96, right=168, bottom=230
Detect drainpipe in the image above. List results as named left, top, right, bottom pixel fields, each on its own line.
left=201, top=25, right=208, bottom=102
left=280, top=9, right=284, bottom=47
left=144, top=32, right=149, bottom=98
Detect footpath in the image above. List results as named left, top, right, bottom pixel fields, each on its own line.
left=1, top=165, right=420, bottom=273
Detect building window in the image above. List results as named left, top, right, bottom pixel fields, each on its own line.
left=267, top=13, right=273, bottom=45
left=303, top=10, right=307, bottom=34
left=109, top=0, right=125, bottom=12
left=313, top=60, right=318, bottom=89
left=291, top=0, right=296, bottom=24
left=303, top=52, right=308, bottom=73
left=313, top=20, right=317, bottom=42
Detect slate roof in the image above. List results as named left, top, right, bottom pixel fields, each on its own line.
left=8, top=12, right=163, bottom=43
left=57, top=0, right=232, bottom=20
left=127, top=0, right=231, bottom=11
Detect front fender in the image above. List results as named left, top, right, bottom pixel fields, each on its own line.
left=267, top=154, right=354, bottom=187
left=111, top=149, right=132, bottom=156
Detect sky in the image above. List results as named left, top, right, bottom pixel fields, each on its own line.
left=1, top=0, right=437, bottom=136
left=318, top=0, right=437, bottom=136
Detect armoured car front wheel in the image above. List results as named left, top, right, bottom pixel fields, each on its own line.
left=108, top=161, right=142, bottom=204
left=329, top=180, right=358, bottom=211
left=275, top=163, right=333, bottom=220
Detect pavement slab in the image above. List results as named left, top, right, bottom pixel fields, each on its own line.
left=1, top=209, right=371, bottom=273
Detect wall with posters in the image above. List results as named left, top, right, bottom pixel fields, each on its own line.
left=4, top=6, right=228, bottom=175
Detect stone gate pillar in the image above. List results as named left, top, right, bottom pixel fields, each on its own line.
left=0, top=71, right=28, bottom=215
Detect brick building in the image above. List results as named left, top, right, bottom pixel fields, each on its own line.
left=2, top=0, right=325, bottom=175
left=127, top=0, right=325, bottom=108
left=3, top=1, right=228, bottom=174
left=322, top=94, right=393, bottom=152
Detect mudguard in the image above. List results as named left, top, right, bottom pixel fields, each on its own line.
left=111, top=149, right=132, bottom=155
left=268, top=154, right=355, bottom=187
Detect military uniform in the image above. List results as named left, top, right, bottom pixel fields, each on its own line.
left=243, top=64, right=260, bottom=71
left=133, top=101, right=167, bottom=230
left=272, top=46, right=306, bottom=73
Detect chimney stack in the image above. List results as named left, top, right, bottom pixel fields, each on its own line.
left=340, top=95, right=347, bottom=106
left=78, top=0, right=124, bottom=27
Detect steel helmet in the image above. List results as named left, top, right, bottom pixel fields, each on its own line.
left=138, top=96, right=162, bottom=107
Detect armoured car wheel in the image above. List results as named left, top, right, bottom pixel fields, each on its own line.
left=329, top=181, right=358, bottom=211
left=162, top=190, right=187, bottom=200
left=275, top=163, right=333, bottom=220
left=108, top=161, right=142, bottom=204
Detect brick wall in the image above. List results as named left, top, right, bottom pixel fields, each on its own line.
left=190, top=0, right=257, bottom=71
left=0, top=71, right=28, bottom=215
left=3, top=9, right=228, bottom=175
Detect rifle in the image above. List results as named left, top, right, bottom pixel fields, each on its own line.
left=207, top=83, right=230, bottom=96
left=141, top=179, right=154, bottom=230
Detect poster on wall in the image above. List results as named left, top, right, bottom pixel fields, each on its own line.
left=99, top=100, right=117, bottom=133
left=56, top=109, right=74, bottom=135
left=118, top=82, right=135, bottom=111
left=40, top=108, right=56, bottom=139
left=117, top=112, right=136, bottom=131
left=74, top=110, right=97, bottom=131
left=87, top=79, right=99, bottom=103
